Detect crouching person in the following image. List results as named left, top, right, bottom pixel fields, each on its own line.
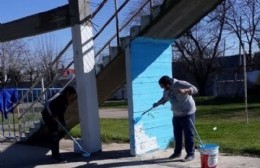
left=41, top=86, right=77, bottom=161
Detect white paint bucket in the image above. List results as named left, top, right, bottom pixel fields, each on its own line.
left=199, top=144, right=219, bottom=168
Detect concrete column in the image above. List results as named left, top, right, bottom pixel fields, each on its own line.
left=125, top=46, right=135, bottom=155
left=126, top=37, right=173, bottom=156
left=69, top=0, right=101, bottom=153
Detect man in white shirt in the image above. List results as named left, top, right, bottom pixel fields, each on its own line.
left=153, top=75, right=198, bottom=161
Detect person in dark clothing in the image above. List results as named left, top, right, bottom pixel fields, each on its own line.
left=41, top=86, right=77, bottom=161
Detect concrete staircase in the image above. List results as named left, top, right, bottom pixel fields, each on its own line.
left=24, top=0, right=224, bottom=143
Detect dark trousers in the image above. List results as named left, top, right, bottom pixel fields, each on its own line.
left=172, top=113, right=195, bottom=156
left=50, top=132, right=60, bottom=158
left=42, top=113, right=61, bottom=158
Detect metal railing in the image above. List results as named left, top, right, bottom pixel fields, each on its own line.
left=93, top=0, right=160, bottom=73
left=0, top=88, right=60, bottom=142
left=0, top=0, right=164, bottom=142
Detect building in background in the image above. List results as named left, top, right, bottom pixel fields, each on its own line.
left=172, top=52, right=260, bottom=97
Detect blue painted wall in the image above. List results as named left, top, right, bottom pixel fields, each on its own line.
left=127, top=37, right=174, bottom=155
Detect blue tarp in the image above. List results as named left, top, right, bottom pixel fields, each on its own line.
left=0, top=89, right=18, bottom=119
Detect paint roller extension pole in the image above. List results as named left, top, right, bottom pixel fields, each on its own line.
left=55, top=119, right=91, bottom=157
left=189, top=118, right=204, bottom=147
left=133, top=107, right=154, bottom=124
left=141, top=107, right=154, bottom=115
left=46, top=104, right=90, bottom=157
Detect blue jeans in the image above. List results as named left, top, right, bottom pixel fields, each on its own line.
left=172, top=113, right=195, bottom=156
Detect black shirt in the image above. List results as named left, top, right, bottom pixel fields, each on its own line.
left=42, top=94, right=68, bottom=127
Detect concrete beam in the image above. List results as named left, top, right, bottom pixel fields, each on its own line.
left=143, top=0, right=224, bottom=39
left=0, top=5, right=71, bottom=42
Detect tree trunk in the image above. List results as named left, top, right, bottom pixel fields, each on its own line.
left=197, top=79, right=207, bottom=96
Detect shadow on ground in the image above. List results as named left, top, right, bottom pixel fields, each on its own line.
left=72, top=151, right=185, bottom=168
left=0, top=142, right=187, bottom=168
left=0, top=142, right=51, bottom=168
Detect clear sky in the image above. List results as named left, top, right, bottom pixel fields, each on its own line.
left=0, top=0, right=110, bottom=65
left=1, top=0, right=258, bottom=58
left=0, top=0, right=73, bottom=65
left=0, top=0, right=116, bottom=49
left=0, top=0, right=132, bottom=66
left=0, top=0, right=68, bottom=23
left=0, top=0, right=73, bottom=54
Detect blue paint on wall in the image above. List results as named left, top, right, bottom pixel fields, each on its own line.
left=129, top=37, right=174, bottom=155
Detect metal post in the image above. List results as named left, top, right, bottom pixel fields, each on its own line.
left=31, top=91, right=35, bottom=125
left=242, top=43, right=248, bottom=124
left=239, top=16, right=242, bottom=66
left=150, top=0, right=154, bottom=14
left=114, top=0, right=120, bottom=47
left=12, top=104, right=16, bottom=138
left=223, top=39, right=226, bottom=57
left=234, top=73, right=237, bottom=97
left=1, top=45, right=7, bottom=86
left=41, top=78, right=46, bottom=103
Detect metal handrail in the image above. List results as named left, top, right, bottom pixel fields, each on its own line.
left=16, top=1, right=110, bottom=124
left=93, top=0, right=130, bottom=40
left=12, top=40, right=72, bottom=112
left=18, top=60, right=74, bottom=120
left=16, top=0, right=157, bottom=138
left=16, top=0, right=110, bottom=121
left=92, top=0, right=109, bottom=18
left=95, top=0, right=153, bottom=58
left=17, top=63, right=75, bottom=134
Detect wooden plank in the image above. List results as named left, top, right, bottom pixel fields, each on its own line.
left=0, top=5, right=72, bottom=42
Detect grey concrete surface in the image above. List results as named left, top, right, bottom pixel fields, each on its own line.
left=99, top=108, right=128, bottom=119
left=0, top=139, right=259, bottom=168
left=0, top=108, right=259, bottom=167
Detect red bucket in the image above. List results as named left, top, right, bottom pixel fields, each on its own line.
left=199, top=144, right=219, bottom=168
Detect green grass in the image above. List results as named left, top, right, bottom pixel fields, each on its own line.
left=70, top=96, right=260, bottom=156
left=100, top=118, right=129, bottom=143
left=195, top=119, right=260, bottom=156
left=70, top=118, right=129, bottom=143
left=194, top=96, right=260, bottom=156
left=101, top=100, right=127, bottom=108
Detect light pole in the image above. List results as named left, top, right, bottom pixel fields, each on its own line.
left=242, top=43, right=248, bottom=125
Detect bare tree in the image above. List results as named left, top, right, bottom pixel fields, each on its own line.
left=0, top=40, right=28, bottom=87
left=24, top=51, right=40, bottom=85
left=34, top=35, right=61, bottom=84
left=173, top=1, right=229, bottom=95
left=7, top=68, right=23, bottom=87
left=225, top=0, right=260, bottom=63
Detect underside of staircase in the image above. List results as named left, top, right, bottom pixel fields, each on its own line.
left=25, top=0, right=224, bottom=144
